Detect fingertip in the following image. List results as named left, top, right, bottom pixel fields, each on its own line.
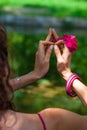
left=54, top=45, right=58, bottom=50
left=51, top=28, right=55, bottom=34
left=50, top=45, right=54, bottom=50
left=52, top=28, right=55, bottom=32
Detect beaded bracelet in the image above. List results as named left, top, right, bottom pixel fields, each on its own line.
left=66, top=73, right=82, bottom=97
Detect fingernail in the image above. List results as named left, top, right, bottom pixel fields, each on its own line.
left=54, top=45, right=58, bottom=50
left=50, top=45, right=53, bottom=50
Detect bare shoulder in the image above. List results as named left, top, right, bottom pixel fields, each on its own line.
left=40, top=107, right=81, bottom=117
left=39, top=108, right=85, bottom=130
left=39, top=108, right=63, bottom=130
left=39, top=108, right=87, bottom=130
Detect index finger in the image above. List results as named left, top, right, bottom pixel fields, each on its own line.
left=52, top=28, right=59, bottom=40
left=45, top=28, right=52, bottom=41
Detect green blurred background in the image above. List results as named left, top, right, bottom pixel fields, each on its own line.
left=0, top=0, right=87, bottom=114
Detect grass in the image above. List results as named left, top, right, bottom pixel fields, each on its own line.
left=0, top=0, right=87, bottom=17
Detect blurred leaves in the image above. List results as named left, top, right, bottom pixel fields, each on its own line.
left=0, top=1, right=87, bottom=18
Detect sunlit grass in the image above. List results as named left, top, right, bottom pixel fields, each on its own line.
left=0, top=0, right=87, bottom=9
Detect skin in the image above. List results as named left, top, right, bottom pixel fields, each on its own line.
left=0, top=29, right=87, bottom=130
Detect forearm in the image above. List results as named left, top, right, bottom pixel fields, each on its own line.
left=72, top=79, right=87, bottom=107
left=9, top=71, right=40, bottom=91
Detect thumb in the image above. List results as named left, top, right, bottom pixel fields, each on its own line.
left=52, top=28, right=59, bottom=40
left=54, top=45, right=63, bottom=63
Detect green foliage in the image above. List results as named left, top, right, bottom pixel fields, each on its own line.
left=71, top=36, right=87, bottom=84
left=0, top=0, right=87, bottom=18
left=8, top=32, right=44, bottom=76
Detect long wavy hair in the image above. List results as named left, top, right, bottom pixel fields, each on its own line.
left=0, top=24, right=14, bottom=111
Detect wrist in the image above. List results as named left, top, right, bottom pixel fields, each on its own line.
left=66, top=73, right=82, bottom=97
left=62, top=71, right=73, bottom=81
left=33, top=70, right=42, bottom=80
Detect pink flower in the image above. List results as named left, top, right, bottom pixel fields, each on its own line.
left=56, top=34, right=78, bottom=54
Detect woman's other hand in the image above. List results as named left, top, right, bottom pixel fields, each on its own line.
left=54, top=41, right=73, bottom=80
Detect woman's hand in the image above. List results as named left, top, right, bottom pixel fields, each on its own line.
left=34, top=40, right=53, bottom=78
left=34, top=29, right=54, bottom=78
left=54, top=40, right=73, bottom=80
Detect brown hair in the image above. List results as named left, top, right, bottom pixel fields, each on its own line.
left=0, top=24, right=14, bottom=110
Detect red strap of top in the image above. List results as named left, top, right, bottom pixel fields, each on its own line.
left=38, top=113, right=46, bottom=130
